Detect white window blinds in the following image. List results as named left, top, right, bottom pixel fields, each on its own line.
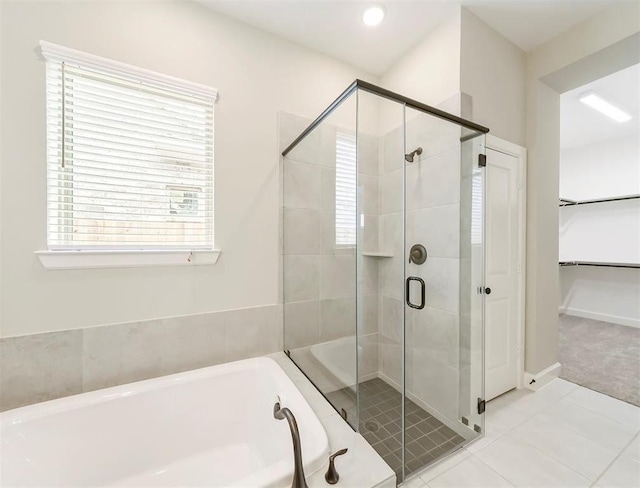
left=43, top=43, right=215, bottom=251
left=335, top=132, right=357, bottom=247
left=471, top=168, right=484, bottom=245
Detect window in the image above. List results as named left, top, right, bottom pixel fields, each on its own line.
left=42, top=42, right=216, bottom=254
left=335, top=131, right=357, bottom=246
left=471, top=168, right=484, bottom=245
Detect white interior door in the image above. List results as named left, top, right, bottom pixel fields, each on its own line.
left=485, top=147, right=521, bottom=400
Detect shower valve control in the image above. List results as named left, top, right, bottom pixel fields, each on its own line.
left=409, top=244, right=427, bottom=265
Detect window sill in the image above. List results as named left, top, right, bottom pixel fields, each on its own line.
left=35, top=249, right=221, bottom=270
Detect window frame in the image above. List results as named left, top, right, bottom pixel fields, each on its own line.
left=37, top=41, right=220, bottom=269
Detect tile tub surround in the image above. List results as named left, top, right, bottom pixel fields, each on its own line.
left=0, top=305, right=279, bottom=411
left=406, top=378, right=640, bottom=488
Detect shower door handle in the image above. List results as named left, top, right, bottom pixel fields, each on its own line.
left=406, top=276, right=425, bottom=310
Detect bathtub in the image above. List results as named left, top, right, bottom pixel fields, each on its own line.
left=0, top=357, right=329, bottom=487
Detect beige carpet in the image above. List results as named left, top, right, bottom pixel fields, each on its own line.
left=559, top=314, right=640, bottom=406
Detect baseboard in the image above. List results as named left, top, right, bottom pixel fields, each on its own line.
left=561, top=308, right=640, bottom=329
left=524, top=362, right=562, bottom=391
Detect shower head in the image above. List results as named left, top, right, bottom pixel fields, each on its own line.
left=405, top=147, right=423, bottom=163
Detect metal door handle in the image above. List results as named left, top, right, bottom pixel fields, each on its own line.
left=406, top=276, right=425, bottom=310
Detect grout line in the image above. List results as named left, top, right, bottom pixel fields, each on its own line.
left=563, top=387, right=640, bottom=430
left=471, top=452, right=517, bottom=487
left=507, top=429, right=595, bottom=483
left=415, top=450, right=469, bottom=484
left=590, top=431, right=640, bottom=488
left=487, top=380, right=579, bottom=434
left=476, top=381, right=609, bottom=484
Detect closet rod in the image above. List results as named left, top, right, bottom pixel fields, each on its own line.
left=560, top=261, right=640, bottom=269
left=558, top=194, right=640, bottom=207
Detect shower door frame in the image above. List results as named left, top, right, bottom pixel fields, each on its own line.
left=282, top=80, right=489, bottom=158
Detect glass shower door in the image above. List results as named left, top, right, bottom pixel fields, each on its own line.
left=402, top=106, right=486, bottom=479
left=282, top=92, right=360, bottom=430
left=354, top=90, right=407, bottom=481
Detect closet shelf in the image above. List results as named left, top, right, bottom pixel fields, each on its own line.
left=558, top=194, right=640, bottom=207
left=559, top=261, right=640, bottom=269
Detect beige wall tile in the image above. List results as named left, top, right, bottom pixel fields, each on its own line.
left=82, top=320, right=165, bottom=392
left=284, top=255, right=320, bottom=302
left=283, top=208, right=322, bottom=255
left=224, top=305, right=279, bottom=361
left=0, top=330, right=82, bottom=411
left=320, top=297, right=357, bottom=341
left=162, top=312, right=226, bottom=375
left=284, top=300, right=320, bottom=350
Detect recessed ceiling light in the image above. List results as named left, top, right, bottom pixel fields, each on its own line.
left=363, top=5, right=385, bottom=27
left=579, top=93, right=631, bottom=122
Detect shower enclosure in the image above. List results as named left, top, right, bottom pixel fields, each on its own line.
left=280, top=80, right=488, bottom=484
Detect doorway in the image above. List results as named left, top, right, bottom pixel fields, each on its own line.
left=558, top=63, right=640, bottom=406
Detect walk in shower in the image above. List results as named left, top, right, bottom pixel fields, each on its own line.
left=280, top=80, right=488, bottom=484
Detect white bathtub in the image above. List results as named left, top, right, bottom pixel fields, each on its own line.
left=0, top=357, right=329, bottom=487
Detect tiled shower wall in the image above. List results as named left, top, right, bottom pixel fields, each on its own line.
left=0, top=305, right=279, bottom=412
left=280, top=93, right=475, bottom=427
left=280, top=112, right=380, bottom=387
left=378, top=94, right=470, bottom=423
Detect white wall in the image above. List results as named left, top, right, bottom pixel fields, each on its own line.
left=560, top=200, right=640, bottom=264
left=559, top=135, right=640, bottom=264
left=379, top=4, right=461, bottom=131
left=0, top=0, right=376, bottom=337
left=460, top=9, right=526, bottom=147
left=524, top=3, right=640, bottom=374
left=560, top=135, right=640, bottom=200
left=559, top=134, right=640, bottom=328
left=560, top=266, right=640, bottom=328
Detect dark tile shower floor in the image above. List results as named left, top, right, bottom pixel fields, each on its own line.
left=326, top=378, right=464, bottom=479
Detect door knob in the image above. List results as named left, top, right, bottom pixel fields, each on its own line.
left=485, top=287, right=492, bottom=295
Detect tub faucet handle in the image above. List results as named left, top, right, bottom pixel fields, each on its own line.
left=325, top=448, right=348, bottom=485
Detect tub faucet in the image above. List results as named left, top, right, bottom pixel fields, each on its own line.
left=273, top=402, right=308, bottom=488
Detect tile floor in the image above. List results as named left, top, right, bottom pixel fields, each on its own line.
left=404, top=378, right=640, bottom=488
left=327, top=378, right=464, bottom=480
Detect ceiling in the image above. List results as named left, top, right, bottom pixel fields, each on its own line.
left=465, top=1, right=615, bottom=53
left=197, top=0, right=627, bottom=75
left=561, top=63, right=640, bottom=149
left=198, top=0, right=457, bottom=75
